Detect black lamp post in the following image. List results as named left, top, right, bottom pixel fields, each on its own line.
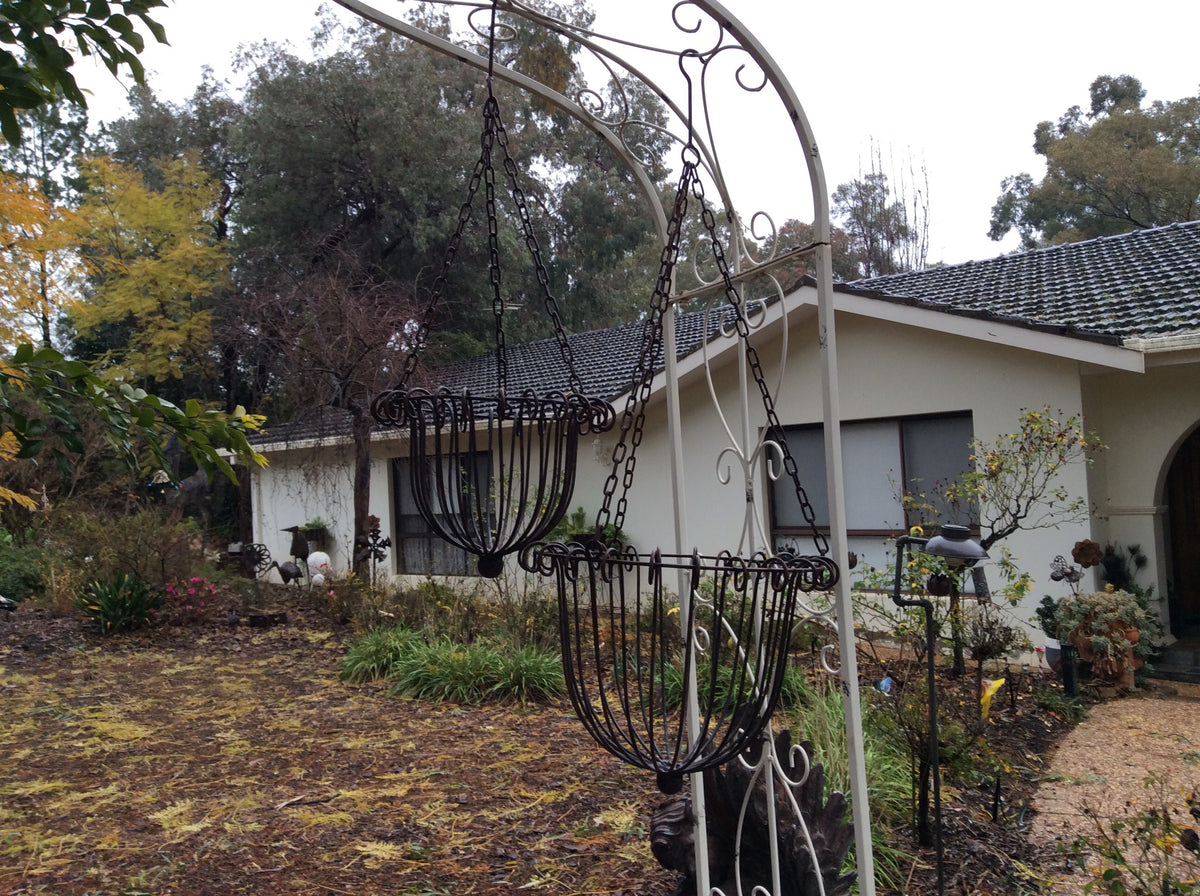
left=890, top=523, right=987, bottom=896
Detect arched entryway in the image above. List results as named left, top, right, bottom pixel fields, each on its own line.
left=1165, top=425, right=1200, bottom=637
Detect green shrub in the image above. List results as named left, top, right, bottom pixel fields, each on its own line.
left=390, top=640, right=504, bottom=704
left=0, top=540, right=44, bottom=601
left=494, top=647, right=565, bottom=704
left=76, top=573, right=163, bottom=635
left=481, top=577, right=561, bottom=652
left=51, top=504, right=200, bottom=588
left=340, top=625, right=424, bottom=682
left=389, top=579, right=487, bottom=644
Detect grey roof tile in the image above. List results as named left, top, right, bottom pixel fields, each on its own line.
left=256, top=223, right=1200, bottom=444
left=254, top=302, right=740, bottom=445
left=846, top=221, right=1200, bottom=341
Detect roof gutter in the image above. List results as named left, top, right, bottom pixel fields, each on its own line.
left=1123, top=333, right=1200, bottom=353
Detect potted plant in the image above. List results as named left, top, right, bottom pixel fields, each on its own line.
left=1055, top=586, right=1149, bottom=688
left=301, top=516, right=331, bottom=550
left=1035, top=594, right=1063, bottom=671
left=548, top=506, right=625, bottom=548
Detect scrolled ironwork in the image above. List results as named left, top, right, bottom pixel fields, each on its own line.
left=520, top=541, right=836, bottom=794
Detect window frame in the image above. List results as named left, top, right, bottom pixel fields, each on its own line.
left=391, top=454, right=488, bottom=577
left=769, top=411, right=976, bottom=548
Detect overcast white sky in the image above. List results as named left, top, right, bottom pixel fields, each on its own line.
left=79, top=0, right=1200, bottom=265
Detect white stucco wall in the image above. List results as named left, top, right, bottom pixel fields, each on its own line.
left=1082, top=359, right=1200, bottom=633
left=250, top=433, right=404, bottom=582
left=541, top=293, right=1104, bottom=643
left=249, top=285, right=1187, bottom=649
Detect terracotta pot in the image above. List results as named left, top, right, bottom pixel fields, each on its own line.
left=1069, top=631, right=1096, bottom=663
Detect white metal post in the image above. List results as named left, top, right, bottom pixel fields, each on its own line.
left=814, top=241, right=876, bottom=895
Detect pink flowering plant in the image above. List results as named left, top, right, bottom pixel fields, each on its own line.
left=163, top=576, right=217, bottom=624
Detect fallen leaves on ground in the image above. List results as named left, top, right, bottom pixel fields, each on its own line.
left=0, top=595, right=674, bottom=896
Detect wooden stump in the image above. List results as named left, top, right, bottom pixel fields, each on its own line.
left=649, top=730, right=855, bottom=896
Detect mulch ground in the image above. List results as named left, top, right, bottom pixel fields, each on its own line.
left=0, top=594, right=674, bottom=896
left=1, top=586, right=1148, bottom=896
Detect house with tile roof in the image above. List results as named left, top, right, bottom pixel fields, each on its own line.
left=248, top=221, right=1200, bottom=648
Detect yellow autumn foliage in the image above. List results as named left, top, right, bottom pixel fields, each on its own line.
left=0, top=171, right=82, bottom=347
left=70, top=153, right=231, bottom=386
left=0, top=430, right=37, bottom=509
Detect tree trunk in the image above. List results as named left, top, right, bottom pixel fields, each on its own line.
left=350, top=406, right=373, bottom=578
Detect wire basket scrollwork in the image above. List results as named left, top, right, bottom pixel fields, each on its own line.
left=372, top=388, right=615, bottom=577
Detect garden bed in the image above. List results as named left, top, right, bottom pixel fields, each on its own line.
left=0, top=584, right=1131, bottom=895
left=0, top=592, right=673, bottom=895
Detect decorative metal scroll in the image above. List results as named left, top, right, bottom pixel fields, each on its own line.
left=521, top=541, right=837, bottom=794
left=336, top=2, right=875, bottom=892
left=370, top=6, right=615, bottom=576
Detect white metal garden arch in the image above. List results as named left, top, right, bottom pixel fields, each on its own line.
left=332, top=1, right=872, bottom=892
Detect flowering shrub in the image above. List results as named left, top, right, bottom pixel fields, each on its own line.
left=164, top=576, right=217, bottom=624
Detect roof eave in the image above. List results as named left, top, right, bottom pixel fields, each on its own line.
left=1123, top=333, right=1200, bottom=369
left=833, top=287, right=1145, bottom=373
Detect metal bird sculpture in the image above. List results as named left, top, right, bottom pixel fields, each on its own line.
left=282, top=526, right=310, bottom=566
left=265, top=560, right=304, bottom=586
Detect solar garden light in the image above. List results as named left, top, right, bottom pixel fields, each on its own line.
left=890, top=523, right=987, bottom=896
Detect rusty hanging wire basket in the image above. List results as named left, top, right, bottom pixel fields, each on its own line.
left=371, top=6, right=615, bottom=576
left=521, top=541, right=838, bottom=793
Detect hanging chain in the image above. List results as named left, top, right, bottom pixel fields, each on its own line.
left=394, top=1, right=584, bottom=396
left=489, top=97, right=585, bottom=396
left=595, top=149, right=695, bottom=536
left=689, top=170, right=829, bottom=557
left=395, top=136, right=489, bottom=388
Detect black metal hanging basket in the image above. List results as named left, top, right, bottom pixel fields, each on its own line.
left=372, top=387, right=615, bottom=577
left=520, top=541, right=838, bottom=793
left=371, top=8, right=616, bottom=577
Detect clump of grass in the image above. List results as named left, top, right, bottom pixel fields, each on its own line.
left=787, top=678, right=915, bottom=891
left=494, top=647, right=565, bottom=704
left=390, top=640, right=505, bottom=704
left=1032, top=682, right=1088, bottom=724
left=340, top=625, right=423, bottom=683
left=341, top=629, right=564, bottom=705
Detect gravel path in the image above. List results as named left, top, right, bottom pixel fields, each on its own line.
left=1029, top=681, right=1200, bottom=892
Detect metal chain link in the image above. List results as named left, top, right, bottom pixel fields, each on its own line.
left=596, top=152, right=693, bottom=535
left=396, top=7, right=584, bottom=395
left=489, top=98, right=585, bottom=395
left=690, top=171, right=830, bottom=556
left=396, top=129, right=489, bottom=387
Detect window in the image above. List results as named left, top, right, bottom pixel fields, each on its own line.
left=391, top=455, right=489, bottom=577
left=770, top=413, right=974, bottom=577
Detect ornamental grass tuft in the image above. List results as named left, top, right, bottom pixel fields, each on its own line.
left=76, top=572, right=162, bottom=635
